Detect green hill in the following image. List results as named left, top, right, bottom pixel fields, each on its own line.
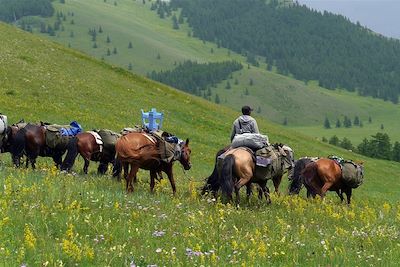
left=21, top=0, right=400, bottom=147
left=1, top=23, right=400, bottom=266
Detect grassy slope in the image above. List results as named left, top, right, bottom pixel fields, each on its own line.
left=32, top=0, right=400, bottom=145
left=1, top=23, right=400, bottom=265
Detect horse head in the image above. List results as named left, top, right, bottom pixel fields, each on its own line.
left=179, top=138, right=192, bottom=170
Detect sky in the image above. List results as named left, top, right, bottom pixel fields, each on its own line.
left=297, top=0, right=400, bottom=39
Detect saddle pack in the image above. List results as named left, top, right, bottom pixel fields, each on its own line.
left=151, top=130, right=181, bottom=163
left=231, top=133, right=269, bottom=150
left=45, top=122, right=82, bottom=149
left=329, top=155, right=364, bottom=188
left=0, top=114, right=7, bottom=135
left=93, top=129, right=121, bottom=156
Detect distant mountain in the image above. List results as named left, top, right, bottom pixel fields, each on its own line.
left=171, top=0, right=400, bottom=103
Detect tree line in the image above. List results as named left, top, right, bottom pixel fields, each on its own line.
left=148, top=60, right=243, bottom=95
left=170, top=0, right=400, bottom=103
left=0, top=0, right=54, bottom=22
left=325, top=133, right=400, bottom=162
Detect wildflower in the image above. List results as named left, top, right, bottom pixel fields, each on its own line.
left=152, top=230, right=166, bottom=237
left=155, top=248, right=162, bottom=253
left=24, top=224, right=36, bottom=250
left=382, top=202, right=391, bottom=214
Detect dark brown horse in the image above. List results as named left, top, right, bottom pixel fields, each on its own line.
left=115, top=132, right=191, bottom=194
left=62, top=131, right=119, bottom=174
left=301, top=158, right=364, bottom=204
left=12, top=123, right=71, bottom=169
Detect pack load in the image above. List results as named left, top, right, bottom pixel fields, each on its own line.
left=0, top=114, right=7, bottom=135
left=151, top=130, right=181, bottom=163
left=96, top=129, right=121, bottom=156
left=45, top=121, right=83, bottom=149
left=121, top=125, right=145, bottom=136
left=231, top=133, right=269, bottom=150
left=341, top=161, right=364, bottom=188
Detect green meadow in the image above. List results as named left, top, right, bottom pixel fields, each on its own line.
left=31, top=0, right=400, bottom=146
left=1, top=23, right=400, bottom=266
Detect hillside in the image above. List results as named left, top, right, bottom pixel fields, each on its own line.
left=1, top=22, right=400, bottom=266
left=17, top=0, right=400, bottom=146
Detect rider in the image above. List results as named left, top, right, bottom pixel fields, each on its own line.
left=230, top=105, right=259, bottom=141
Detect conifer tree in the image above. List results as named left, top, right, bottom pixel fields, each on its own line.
left=324, top=117, right=331, bottom=129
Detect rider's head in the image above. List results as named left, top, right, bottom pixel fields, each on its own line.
left=241, top=105, right=253, bottom=116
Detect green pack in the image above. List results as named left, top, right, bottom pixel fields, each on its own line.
left=45, top=125, right=71, bottom=149
left=342, top=162, right=364, bottom=188
left=96, top=129, right=121, bottom=156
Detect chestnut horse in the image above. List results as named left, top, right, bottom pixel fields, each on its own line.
left=301, top=158, right=363, bottom=204
left=218, top=144, right=293, bottom=204
left=288, top=157, right=318, bottom=195
left=115, top=132, right=191, bottom=194
left=62, top=131, right=119, bottom=174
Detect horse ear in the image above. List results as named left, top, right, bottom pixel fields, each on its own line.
left=185, top=138, right=189, bottom=145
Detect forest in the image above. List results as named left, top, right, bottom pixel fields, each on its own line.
left=170, top=0, right=400, bottom=103
left=148, top=60, right=243, bottom=96
left=0, top=0, right=54, bottom=22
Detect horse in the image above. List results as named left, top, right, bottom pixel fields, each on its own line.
left=115, top=132, right=191, bottom=194
left=215, top=143, right=294, bottom=204
left=301, top=158, right=364, bottom=204
left=11, top=123, right=71, bottom=169
left=61, top=130, right=119, bottom=174
left=288, top=157, right=318, bottom=195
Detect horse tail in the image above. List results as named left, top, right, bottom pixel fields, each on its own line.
left=289, top=159, right=309, bottom=195
left=201, top=146, right=229, bottom=195
left=61, top=137, right=79, bottom=171
left=220, top=154, right=235, bottom=200
left=112, top=157, right=122, bottom=179
left=301, top=162, right=318, bottom=185
left=10, top=127, right=26, bottom=166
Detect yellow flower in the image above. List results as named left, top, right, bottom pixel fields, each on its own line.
left=24, top=224, right=36, bottom=250
left=382, top=202, right=391, bottom=214
left=66, top=223, right=74, bottom=240
left=62, top=239, right=82, bottom=261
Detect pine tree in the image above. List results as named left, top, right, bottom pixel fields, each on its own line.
left=335, top=119, right=341, bottom=128
left=128, top=41, right=133, bottom=49
left=172, top=14, right=179, bottom=29
left=225, top=81, right=231, bottom=89
left=357, top=138, right=370, bottom=156
left=70, top=19, right=74, bottom=25
left=107, top=48, right=111, bottom=56
left=215, top=94, right=220, bottom=104
left=99, top=26, right=103, bottom=33
left=128, top=63, right=133, bottom=70
left=368, top=116, right=372, bottom=123
left=249, top=78, right=254, bottom=86
left=234, top=78, right=239, bottom=85
left=380, top=124, right=384, bottom=130
left=113, top=47, right=117, bottom=54
left=257, top=106, right=261, bottom=113
left=329, top=135, right=339, bottom=146
left=93, top=42, right=98, bottom=48
left=392, top=141, right=400, bottom=162
left=210, top=48, right=214, bottom=54
left=244, top=88, right=249, bottom=95
left=106, top=35, right=111, bottom=43
left=353, top=116, right=360, bottom=126
left=322, top=136, right=328, bottom=142
left=157, top=53, right=161, bottom=60
left=283, top=117, right=288, bottom=126
left=340, top=137, right=353, bottom=150
left=324, top=117, right=331, bottom=129
left=70, top=31, right=74, bottom=38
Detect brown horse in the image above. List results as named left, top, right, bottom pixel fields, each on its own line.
left=12, top=123, right=71, bottom=169
left=115, top=132, right=191, bottom=194
left=301, top=158, right=363, bottom=204
left=62, top=131, right=119, bottom=174
left=218, top=144, right=293, bottom=204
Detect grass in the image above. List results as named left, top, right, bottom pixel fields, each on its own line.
left=28, top=0, right=400, bottom=145
left=0, top=22, right=400, bottom=266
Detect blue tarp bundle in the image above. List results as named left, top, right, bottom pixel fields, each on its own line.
left=60, top=121, right=83, bottom=136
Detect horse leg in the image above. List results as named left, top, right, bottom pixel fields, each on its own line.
left=126, top=163, right=138, bottom=193
left=320, top=181, right=333, bottom=198
left=165, top=165, right=177, bottom=195
left=336, top=189, right=344, bottom=202
left=259, top=181, right=271, bottom=204
left=150, top=170, right=157, bottom=193
left=273, top=175, right=283, bottom=195
left=344, top=188, right=352, bottom=205
left=246, top=183, right=252, bottom=202
left=83, top=158, right=90, bottom=174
